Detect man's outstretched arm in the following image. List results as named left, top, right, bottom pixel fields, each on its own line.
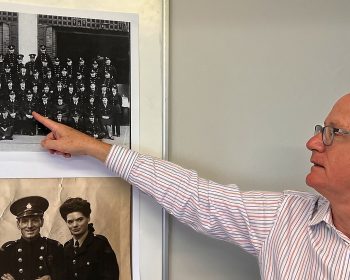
left=32, top=112, right=112, bottom=162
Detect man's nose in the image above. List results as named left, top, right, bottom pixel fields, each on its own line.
left=306, top=131, right=325, bottom=152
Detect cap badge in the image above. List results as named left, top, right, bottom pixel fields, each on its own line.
left=26, top=203, right=32, bottom=209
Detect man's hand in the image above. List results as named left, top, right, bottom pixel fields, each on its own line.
left=32, top=112, right=112, bottom=162
left=1, top=273, right=15, bottom=280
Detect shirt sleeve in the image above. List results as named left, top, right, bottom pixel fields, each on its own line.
left=106, top=145, right=285, bottom=256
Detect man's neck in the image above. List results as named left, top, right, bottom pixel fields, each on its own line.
left=331, top=203, right=350, bottom=238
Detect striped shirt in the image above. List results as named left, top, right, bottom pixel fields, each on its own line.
left=106, top=145, right=350, bottom=279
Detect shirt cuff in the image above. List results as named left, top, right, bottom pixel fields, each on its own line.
left=105, top=145, right=139, bottom=180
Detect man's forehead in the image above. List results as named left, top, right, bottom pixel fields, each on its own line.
left=325, top=94, right=350, bottom=127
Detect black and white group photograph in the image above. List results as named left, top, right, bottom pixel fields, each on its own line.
left=0, top=9, right=132, bottom=151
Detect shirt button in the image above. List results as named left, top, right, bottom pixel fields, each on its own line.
left=40, top=246, right=45, bottom=250
left=19, top=268, right=23, bottom=273
left=18, top=248, right=22, bottom=253
left=39, top=266, right=43, bottom=270
left=39, top=256, right=44, bottom=261
left=73, top=259, right=76, bottom=264
left=18, top=258, right=22, bottom=262
left=74, top=272, right=78, bottom=277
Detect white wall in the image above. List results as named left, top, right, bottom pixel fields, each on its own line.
left=169, top=0, right=350, bottom=279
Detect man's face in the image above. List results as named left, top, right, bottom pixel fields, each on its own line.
left=17, top=216, right=43, bottom=241
left=2, top=112, right=8, bottom=118
left=306, top=94, right=350, bottom=201
left=66, top=211, right=90, bottom=239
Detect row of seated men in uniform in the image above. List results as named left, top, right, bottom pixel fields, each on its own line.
left=0, top=87, right=123, bottom=140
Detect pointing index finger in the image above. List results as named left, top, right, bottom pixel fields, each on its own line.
left=32, top=112, right=59, bottom=131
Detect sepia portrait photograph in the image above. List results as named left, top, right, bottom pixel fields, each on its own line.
left=0, top=177, right=132, bottom=280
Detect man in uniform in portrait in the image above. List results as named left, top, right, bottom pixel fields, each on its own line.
left=1, top=196, right=63, bottom=280
left=35, top=45, right=52, bottom=71
left=35, top=94, right=52, bottom=135
left=21, top=90, right=37, bottom=135
left=59, top=197, right=119, bottom=280
left=25, top=53, right=37, bottom=77
left=4, top=45, right=17, bottom=71
left=0, top=108, right=13, bottom=140
left=14, top=54, right=25, bottom=76
left=5, top=90, right=20, bottom=134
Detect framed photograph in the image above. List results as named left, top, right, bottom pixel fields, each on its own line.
left=0, top=3, right=139, bottom=178
left=0, top=177, right=131, bottom=280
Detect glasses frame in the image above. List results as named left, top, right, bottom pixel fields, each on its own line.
left=314, top=125, right=350, bottom=146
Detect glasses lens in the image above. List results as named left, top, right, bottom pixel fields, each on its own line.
left=314, top=125, right=322, bottom=135
left=323, top=126, right=333, bottom=145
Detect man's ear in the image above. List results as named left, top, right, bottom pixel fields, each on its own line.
left=16, top=220, right=20, bottom=230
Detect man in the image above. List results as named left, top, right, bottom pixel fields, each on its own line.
left=1, top=196, right=63, bottom=280
left=35, top=45, right=52, bottom=70
left=0, top=108, right=13, bottom=140
left=32, top=93, right=350, bottom=278
left=110, top=85, right=122, bottom=137
left=4, top=45, right=16, bottom=71
left=98, top=96, right=114, bottom=139
left=84, top=113, right=104, bottom=139
left=21, top=90, right=36, bottom=135
left=5, top=90, right=20, bottom=133
left=14, top=54, right=25, bottom=76
left=25, top=53, right=37, bottom=76
left=35, top=94, right=52, bottom=135
left=59, top=197, right=119, bottom=280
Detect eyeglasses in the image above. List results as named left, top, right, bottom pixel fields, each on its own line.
left=314, top=125, right=350, bottom=146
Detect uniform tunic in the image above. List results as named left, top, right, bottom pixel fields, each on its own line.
left=64, top=231, right=119, bottom=280
left=2, top=236, right=64, bottom=280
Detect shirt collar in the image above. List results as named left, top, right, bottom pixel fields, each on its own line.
left=309, top=197, right=332, bottom=226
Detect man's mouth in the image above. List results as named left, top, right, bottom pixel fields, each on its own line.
left=311, top=160, right=324, bottom=168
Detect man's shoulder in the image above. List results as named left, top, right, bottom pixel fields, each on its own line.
left=284, top=190, right=320, bottom=201
left=2, top=240, right=18, bottom=251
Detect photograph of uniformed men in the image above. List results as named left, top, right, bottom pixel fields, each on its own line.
left=0, top=10, right=131, bottom=149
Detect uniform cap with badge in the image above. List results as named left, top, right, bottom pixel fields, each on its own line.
left=10, top=196, right=49, bottom=219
